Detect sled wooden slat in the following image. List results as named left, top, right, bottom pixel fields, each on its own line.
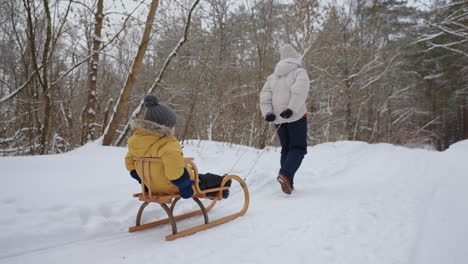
left=128, top=157, right=249, bottom=241
left=129, top=199, right=217, bottom=232
left=166, top=211, right=244, bottom=241
left=133, top=157, right=194, bottom=162
left=132, top=192, right=226, bottom=202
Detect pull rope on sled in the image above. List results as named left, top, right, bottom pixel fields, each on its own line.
left=226, top=123, right=265, bottom=174
left=243, top=125, right=280, bottom=181
left=227, top=123, right=282, bottom=182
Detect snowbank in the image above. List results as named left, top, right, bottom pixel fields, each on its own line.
left=1, top=140, right=467, bottom=264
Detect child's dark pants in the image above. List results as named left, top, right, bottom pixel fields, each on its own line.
left=198, top=173, right=225, bottom=190
left=130, top=171, right=226, bottom=191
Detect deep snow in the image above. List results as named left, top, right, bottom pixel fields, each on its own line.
left=1, top=140, right=467, bottom=264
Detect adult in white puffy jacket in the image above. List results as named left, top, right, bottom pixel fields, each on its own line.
left=260, top=44, right=310, bottom=195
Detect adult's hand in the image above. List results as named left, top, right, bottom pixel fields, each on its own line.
left=280, top=109, right=293, bottom=119
left=265, top=113, right=276, bottom=122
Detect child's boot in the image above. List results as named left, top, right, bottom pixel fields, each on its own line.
left=222, top=175, right=232, bottom=199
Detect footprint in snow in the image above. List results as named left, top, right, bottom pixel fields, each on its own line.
left=99, top=203, right=113, bottom=218
left=78, top=207, right=91, bottom=225
left=2, top=197, right=16, bottom=204
left=16, top=207, right=30, bottom=214
left=118, top=200, right=138, bottom=215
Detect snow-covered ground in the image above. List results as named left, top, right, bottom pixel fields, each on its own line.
left=1, top=140, right=467, bottom=264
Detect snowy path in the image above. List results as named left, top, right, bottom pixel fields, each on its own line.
left=1, top=140, right=467, bottom=264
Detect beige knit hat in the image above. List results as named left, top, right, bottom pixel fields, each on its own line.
left=280, top=44, right=300, bottom=60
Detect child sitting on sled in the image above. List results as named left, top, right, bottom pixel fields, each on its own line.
left=125, top=95, right=231, bottom=199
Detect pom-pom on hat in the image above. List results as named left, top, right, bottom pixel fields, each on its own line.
left=280, top=44, right=300, bottom=60
left=143, top=95, right=176, bottom=128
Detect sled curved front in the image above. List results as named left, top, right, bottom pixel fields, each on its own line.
left=128, top=157, right=249, bottom=241
left=166, top=174, right=249, bottom=241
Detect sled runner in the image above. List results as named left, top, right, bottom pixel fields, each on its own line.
left=128, top=157, right=249, bottom=240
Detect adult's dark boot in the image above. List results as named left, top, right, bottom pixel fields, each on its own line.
left=277, top=174, right=293, bottom=194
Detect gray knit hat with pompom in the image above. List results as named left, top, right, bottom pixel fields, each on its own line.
left=143, top=95, right=176, bottom=128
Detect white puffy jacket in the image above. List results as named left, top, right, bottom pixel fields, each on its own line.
left=260, top=58, right=310, bottom=124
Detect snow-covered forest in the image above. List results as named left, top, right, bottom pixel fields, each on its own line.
left=0, top=0, right=467, bottom=155
left=1, top=1, right=468, bottom=263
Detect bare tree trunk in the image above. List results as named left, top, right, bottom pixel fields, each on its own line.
left=23, top=0, right=53, bottom=154
left=255, top=54, right=267, bottom=149
left=102, top=98, right=114, bottom=134
left=182, top=64, right=206, bottom=142
left=40, top=0, right=53, bottom=154
left=463, top=97, right=468, bottom=140
left=249, top=0, right=274, bottom=149
left=23, top=0, right=41, bottom=154
left=102, top=0, right=160, bottom=146
left=82, top=0, right=104, bottom=144
left=344, top=91, right=352, bottom=140
left=114, top=0, right=201, bottom=146
left=340, top=24, right=354, bottom=140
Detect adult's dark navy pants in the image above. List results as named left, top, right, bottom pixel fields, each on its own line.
left=275, top=116, right=307, bottom=186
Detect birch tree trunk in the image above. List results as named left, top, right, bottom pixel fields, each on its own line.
left=82, top=0, right=104, bottom=144
left=40, top=0, right=53, bottom=154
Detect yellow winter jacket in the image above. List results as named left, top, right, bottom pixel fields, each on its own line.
left=125, top=119, right=195, bottom=194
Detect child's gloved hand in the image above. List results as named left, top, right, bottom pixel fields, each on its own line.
left=171, top=169, right=195, bottom=199
left=178, top=183, right=194, bottom=199
left=265, top=113, right=276, bottom=122
left=280, top=109, right=293, bottom=119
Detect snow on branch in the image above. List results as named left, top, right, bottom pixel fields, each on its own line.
left=434, top=1, right=467, bottom=10
left=426, top=41, right=468, bottom=57
left=412, top=116, right=441, bottom=136
left=412, top=32, right=444, bottom=44
left=424, top=21, right=468, bottom=39
left=0, top=67, right=42, bottom=105
left=345, top=54, right=384, bottom=82
left=392, top=107, right=415, bottom=125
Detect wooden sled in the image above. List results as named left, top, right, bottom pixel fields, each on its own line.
left=128, top=157, right=249, bottom=241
